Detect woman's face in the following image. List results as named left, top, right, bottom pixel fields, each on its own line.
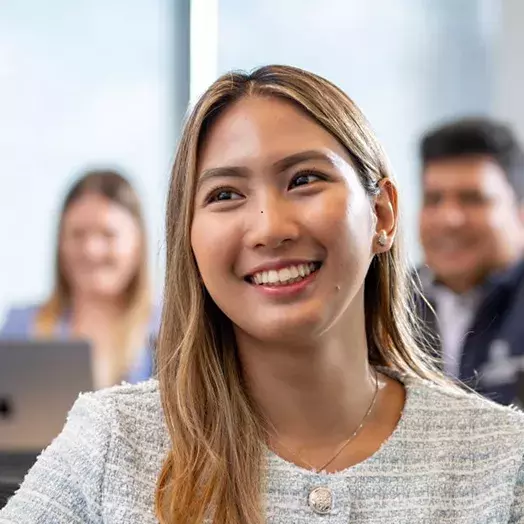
left=60, top=193, right=142, bottom=300
left=191, top=96, right=392, bottom=343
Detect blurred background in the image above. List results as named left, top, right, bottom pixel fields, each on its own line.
left=4, top=1, right=524, bottom=504
left=1, top=0, right=523, bottom=319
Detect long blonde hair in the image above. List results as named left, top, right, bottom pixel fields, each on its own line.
left=156, top=65, right=449, bottom=523
left=36, top=169, right=152, bottom=381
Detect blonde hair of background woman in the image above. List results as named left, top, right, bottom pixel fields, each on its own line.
left=155, top=65, right=453, bottom=524
left=36, top=169, right=152, bottom=384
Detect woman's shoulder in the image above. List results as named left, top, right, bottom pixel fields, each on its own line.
left=3, top=303, right=41, bottom=316
left=81, top=379, right=164, bottom=433
left=0, top=303, right=41, bottom=336
left=48, top=379, right=167, bottom=488
left=405, top=374, right=524, bottom=440
left=0, top=380, right=166, bottom=521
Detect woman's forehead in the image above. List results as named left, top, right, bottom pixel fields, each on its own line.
left=197, top=96, right=349, bottom=173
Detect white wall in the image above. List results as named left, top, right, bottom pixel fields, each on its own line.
left=494, top=0, right=524, bottom=141
left=0, top=1, right=177, bottom=320
left=217, top=0, right=500, bottom=262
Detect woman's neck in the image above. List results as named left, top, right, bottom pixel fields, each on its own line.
left=69, top=295, right=126, bottom=320
left=236, top=309, right=375, bottom=448
left=68, top=295, right=130, bottom=389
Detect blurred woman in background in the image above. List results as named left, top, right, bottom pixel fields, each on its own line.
left=0, top=169, right=159, bottom=388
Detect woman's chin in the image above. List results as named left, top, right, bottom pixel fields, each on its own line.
left=73, top=284, right=125, bottom=301
left=236, top=311, right=327, bottom=345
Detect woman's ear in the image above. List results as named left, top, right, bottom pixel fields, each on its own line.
left=373, top=178, right=398, bottom=254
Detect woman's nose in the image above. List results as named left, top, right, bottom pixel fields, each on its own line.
left=81, top=234, right=109, bottom=259
left=245, top=194, right=300, bottom=249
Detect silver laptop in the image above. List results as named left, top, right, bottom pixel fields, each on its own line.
left=0, top=339, right=93, bottom=452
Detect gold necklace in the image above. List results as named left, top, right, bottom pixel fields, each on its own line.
left=271, top=369, right=380, bottom=472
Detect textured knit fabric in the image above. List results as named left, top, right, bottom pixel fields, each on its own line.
left=2, top=373, right=524, bottom=523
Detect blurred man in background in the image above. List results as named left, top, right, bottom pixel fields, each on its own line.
left=417, top=117, right=524, bottom=405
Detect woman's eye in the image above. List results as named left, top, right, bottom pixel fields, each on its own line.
left=289, top=171, right=323, bottom=189
left=208, top=189, right=242, bottom=203
left=103, top=230, right=117, bottom=240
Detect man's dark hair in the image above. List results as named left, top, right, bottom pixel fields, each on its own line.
left=421, top=117, right=524, bottom=201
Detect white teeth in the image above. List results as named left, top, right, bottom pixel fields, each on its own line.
left=279, top=268, right=291, bottom=281
left=268, top=270, right=279, bottom=283
left=250, top=263, right=319, bottom=286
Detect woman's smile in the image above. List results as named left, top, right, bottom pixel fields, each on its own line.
left=243, top=259, right=323, bottom=299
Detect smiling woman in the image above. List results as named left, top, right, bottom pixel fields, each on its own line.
left=2, top=65, right=524, bottom=524
left=0, top=170, right=160, bottom=388
left=191, top=95, right=395, bottom=346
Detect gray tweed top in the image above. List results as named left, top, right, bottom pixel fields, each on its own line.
left=2, top=372, right=524, bottom=523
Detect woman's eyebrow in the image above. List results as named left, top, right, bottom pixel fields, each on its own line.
left=271, top=150, right=338, bottom=172
left=197, top=166, right=248, bottom=189
left=197, top=150, right=338, bottom=189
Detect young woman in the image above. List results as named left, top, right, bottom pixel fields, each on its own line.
left=0, top=170, right=159, bottom=387
left=1, top=66, right=524, bottom=523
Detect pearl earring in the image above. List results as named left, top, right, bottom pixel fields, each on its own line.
left=377, top=230, right=388, bottom=247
